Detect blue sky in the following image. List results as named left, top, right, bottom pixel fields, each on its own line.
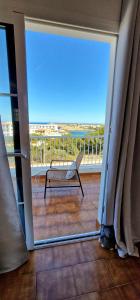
left=0, top=28, right=12, bottom=123
left=0, top=29, right=10, bottom=93
left=0, top=29, right=111, bottom=124
left=26, top=31, right=110, bottom=124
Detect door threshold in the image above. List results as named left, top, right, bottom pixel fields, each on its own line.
left=34, top=231, right=100, bottom=249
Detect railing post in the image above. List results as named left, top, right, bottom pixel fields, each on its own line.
left=44, top=140, right=45, bottom=165
left=30, top=134, right=104, bottom=172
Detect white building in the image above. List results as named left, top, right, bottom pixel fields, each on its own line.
left=29, top=123, right=59, bottom=135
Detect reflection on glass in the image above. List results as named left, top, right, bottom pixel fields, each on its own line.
left=8, top=157, right=18, bottom=202
left=0, top=27, right=10, bottom=93
left=0, top=96, right=14, bottom=151
left=8, top=156, right=25, bottom=232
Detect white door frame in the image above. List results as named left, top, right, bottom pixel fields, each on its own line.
left=0, top=11, right=34, bottom=249
left=25, top=18, right=117, bottom=240
left=98, top=36, right=117, bottom=224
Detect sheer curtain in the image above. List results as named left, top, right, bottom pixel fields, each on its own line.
left=100, top=0, right=140, bottom=257
left=0, top=120, right=28, bottom=273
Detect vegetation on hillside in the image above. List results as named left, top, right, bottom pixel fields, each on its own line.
left=30, top=126, right=104, bottom=164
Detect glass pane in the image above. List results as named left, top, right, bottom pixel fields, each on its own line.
left=0, top=96, right=25, bottom=227
left=8, top=156, right=18, bottom=200
left=0, top=27, right=10, bottom=93
left=8, top=156, right=25, bottom=232
left=0, top=96, right=14, bottom=151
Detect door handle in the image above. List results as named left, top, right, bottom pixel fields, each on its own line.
left=7, top=152, right=28, bottom=159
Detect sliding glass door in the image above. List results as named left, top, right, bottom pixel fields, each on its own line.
left=0, top=24, right=26, bottom=232
left=0, top=12, right=33, bottom=249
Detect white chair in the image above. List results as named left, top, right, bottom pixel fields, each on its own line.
left=44, top=152, right=84, bottom=198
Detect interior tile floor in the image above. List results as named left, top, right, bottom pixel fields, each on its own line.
left=32, top=173, right=100, bottom=241
left=1, top=239, right=140, bottom=299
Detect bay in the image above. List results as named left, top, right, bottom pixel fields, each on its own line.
left=69, top=130, right=90, bottom=138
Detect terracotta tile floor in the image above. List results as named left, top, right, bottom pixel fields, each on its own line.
left=1, top=239, right=140, bottom=299
left=32, top=173, right=100, bottom=240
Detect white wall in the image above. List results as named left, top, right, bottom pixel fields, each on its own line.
left=0, top=0, right=122, bottom=32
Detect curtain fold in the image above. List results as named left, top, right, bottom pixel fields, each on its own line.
left=101, top=0, right=140, bottom=257
left=0, top=120, right=28, bottom=273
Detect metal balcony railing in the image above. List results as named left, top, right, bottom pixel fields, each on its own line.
left=30, top=135, right=104, bottom=169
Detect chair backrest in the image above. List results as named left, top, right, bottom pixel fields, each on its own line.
left=65, top=152, right=83, bottom=180
left=75, top=152, right=84, bottom=170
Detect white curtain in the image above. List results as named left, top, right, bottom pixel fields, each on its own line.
left=0, top=120, right=28, bottom=273
left=101, top=0, right=140, bottom=257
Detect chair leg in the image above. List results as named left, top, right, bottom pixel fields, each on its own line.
left=44, top=172, right=48, bottom=199
left=76, top=170, right=84, bottom=197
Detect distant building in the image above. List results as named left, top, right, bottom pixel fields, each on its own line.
left=29, top=123, right=60, bottom=136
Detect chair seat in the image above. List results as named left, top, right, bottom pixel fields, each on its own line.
left=47, top=170, right=67, bottom=181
